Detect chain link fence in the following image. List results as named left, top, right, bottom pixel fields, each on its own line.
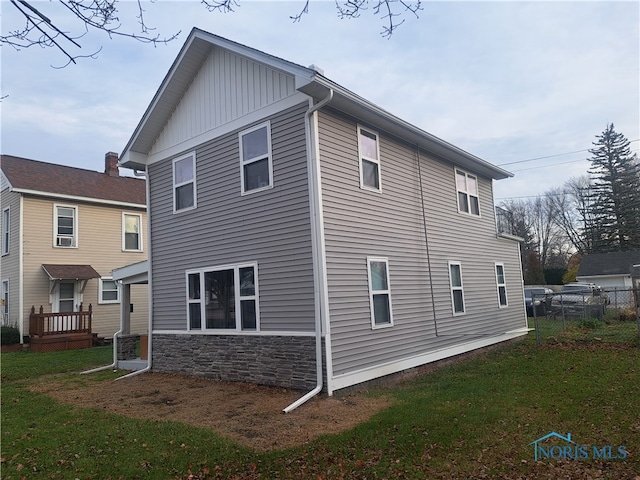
left=530, top=287, right=640, bottom=344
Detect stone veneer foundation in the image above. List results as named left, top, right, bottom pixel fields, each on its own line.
left=151, top=334, right=320, bottom=390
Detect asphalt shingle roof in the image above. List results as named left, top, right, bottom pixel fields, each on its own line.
left=578, top=250, right=640, bottom=276
left=1, top=154, right=145, bottom=206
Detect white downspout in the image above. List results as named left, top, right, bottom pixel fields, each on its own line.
left=80, top=328, right=120, bottom=374
left=283, top=89, right=334, bottom=413
left=117, top=165, right=153, bottom=380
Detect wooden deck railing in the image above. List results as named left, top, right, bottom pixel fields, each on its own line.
left=29, top=304, right=92, bottom=336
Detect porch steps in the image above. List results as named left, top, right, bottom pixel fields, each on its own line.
left=118, top=359, right=147, bottom=371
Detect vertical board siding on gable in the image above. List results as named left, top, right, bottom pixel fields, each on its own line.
left=149, top=103, right=315, bottom=332
left=317, top=109, right=525, bottom=377
left=150, top=48, right=297, bottom=157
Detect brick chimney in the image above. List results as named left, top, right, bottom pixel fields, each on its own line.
left=104, top=151, right=119, bottom=177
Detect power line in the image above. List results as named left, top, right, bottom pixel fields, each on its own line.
left=497, top=138, right=640, bottom=166
left=508, top=147, right=640, bottom=172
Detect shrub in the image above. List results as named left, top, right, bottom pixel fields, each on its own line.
left=1, top=326, right=21, bottom=345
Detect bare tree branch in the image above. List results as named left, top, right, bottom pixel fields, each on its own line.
left=201, top=0, right=239, bottom=14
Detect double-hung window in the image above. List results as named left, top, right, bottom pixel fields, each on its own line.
left=187, top=263, right=259, bottom=331
left=495, top=263, right=508, bottom=307
left=173, top=153, right=196, bottom=212
left=99, top=277, right=119, bottom=304
left=1, top=280, right=8, bottom=325
left=448, top=262, right=465, bottom=315
left=54, top=205, right=77, bottom=247
left=1, top=207, right=9, bottom=255
left=367, top=257, right=393, bottom=328
left=358, top=126, right=381, bottom=191
left=240, top=122, right=273, bottom=194
left=123, top=213, right=142, bottom=251
left=455, top=169, right=480, bottom=216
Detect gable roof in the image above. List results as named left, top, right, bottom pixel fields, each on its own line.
left=577, top=250, right=640, bottom=277
left=1, top=155, right=146, bottom=207
left=120, top=28, right=513, bottom=182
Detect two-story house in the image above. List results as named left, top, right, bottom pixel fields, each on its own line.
left=118, top=29, right=527, bottom=405
left=0, top=153, right=149, bottom=351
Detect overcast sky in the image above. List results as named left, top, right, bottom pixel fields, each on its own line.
left=2, top=1, right=638, bottom=201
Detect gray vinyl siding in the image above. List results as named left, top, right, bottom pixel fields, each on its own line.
left=318, top=109, right=525, bottom=377
left=149, top=102, right=315, bottom=332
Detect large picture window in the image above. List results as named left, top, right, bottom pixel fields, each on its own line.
left=455, top=169, right=480, bottom=216
left=367, top=257, right=393, bottom=328
left=495, top=263, right=508, bottom=307
left=187, top=263, right=259, bottom=331
left=54, top=204, right=77, bottom=247
left=358, top=126, right=381, bottom=191
left=2, top=207, right=9, bottom=255
left=240, top=122, right=273, bottom=194
left=448, top=262, right=465, bottom=315
left=173, top=153, right=196, bottom=212
left=123, top=213, right=142, bottom=251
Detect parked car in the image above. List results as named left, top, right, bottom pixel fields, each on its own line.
left=550, top=283, right=609, bottom=318
left=524, top=287, right=554, bottom=316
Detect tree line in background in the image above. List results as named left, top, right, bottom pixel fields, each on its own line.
left=500, top=124, right=640, bottom=285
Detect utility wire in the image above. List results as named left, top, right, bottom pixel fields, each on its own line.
left=497, top=138, right=640, bottom=166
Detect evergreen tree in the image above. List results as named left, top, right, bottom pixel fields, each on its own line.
left=587, top=124, right=640, bottom=252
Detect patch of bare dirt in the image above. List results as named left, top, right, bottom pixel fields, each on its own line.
left=29, top=372, right=392, bottom=451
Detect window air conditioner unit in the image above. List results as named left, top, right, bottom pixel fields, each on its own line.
left=57, top=236, right=73, bottom=247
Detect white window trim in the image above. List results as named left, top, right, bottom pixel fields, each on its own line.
left=186, top=262, right=260, bottom=332
left=122, top=212, right=143, bottom=252
left=53, top=204, right=78, bottom=248
left=239, top=121, right=273, bottom=195
left=455, top=168, right=481, bottom=217
left=99, top=277, right=120, bottom=304
left=2, top=206, right=9, bottom=256
left=1, top=279, right=9, bottom=326
left=495, top=263, right=508, bottom=308
left=367, top=256, right=394, bottom=329
left=172, top=152, right=197, bottom=213
left=448, top=261, right=466, bottom=316
left=358, top=125, right=382, bottom=192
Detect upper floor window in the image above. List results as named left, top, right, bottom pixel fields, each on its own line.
left=123, top=213, right=143, bottom=251
left=448, top=261, right=465, bottom=315
left=187, top=263, right=259, bottom=332
left=173, top=153, right=196, bottom=212
left=99, top=277, right=120, bottom=304
left=1, top=207, right=9, bottom=255
left=495, top=263, right=508, bottom=307
left=240, top=122, right=273, bottom=194
left=358, top=126, right=381, bottom=191
left=367, top=257, right=393, bottom=328
left=455, top=169, right=480, bottom=216
left=54, top=205, right=77, bottom=248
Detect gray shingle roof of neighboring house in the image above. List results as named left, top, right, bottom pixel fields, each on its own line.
left=578, top=250, right=640, bottom=276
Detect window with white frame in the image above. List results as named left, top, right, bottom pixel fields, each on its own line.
left=358, top=126, right=381, bottom=191
left=54, top=205, right=77, bottom=247
left=99, top=277, right=119, bottom=304
left=455, top=169, right=480, bottom=216
left=1, top=280, right=9, bottom=325
left=187, top=263, right=259, bottom=331
left=123, top=213, right=142, bottom=251
left=367, top=257, right=393, bottom=327
left=173, top=153, right=196, bottom=212
left=448, top=262, right=465, bottom=314
left=2, top=207, right=9, bottom=255
left=495, top=263, right=508, bottom=307
left=240, top=122, right=273, bottom=194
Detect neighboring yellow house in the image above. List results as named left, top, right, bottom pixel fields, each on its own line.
left=0, top=153, right=148, bottom=349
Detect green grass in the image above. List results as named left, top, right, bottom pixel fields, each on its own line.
left=529, top=315, right=639, bottom=344
left=2, top=338, right=639, bottom=479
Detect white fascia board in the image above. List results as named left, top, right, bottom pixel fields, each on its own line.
left=145, top=93, right=309, bottom=166
left=119, top=151, right=148, bottom=171
left=12, top=188, right=146, bottom=209
left=330, top=330, right=528, bottom=392
left=112, top=260, right=149, bottom=283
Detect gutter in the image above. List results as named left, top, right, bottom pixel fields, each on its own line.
left=117, top=165, right=153, bottom=380
left=80, top=328, right=121, bottom=374
left=283, top=89, right=334, bottom=413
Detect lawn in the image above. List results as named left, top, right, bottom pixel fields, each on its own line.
left=2, top=334, right=639, bottom=479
